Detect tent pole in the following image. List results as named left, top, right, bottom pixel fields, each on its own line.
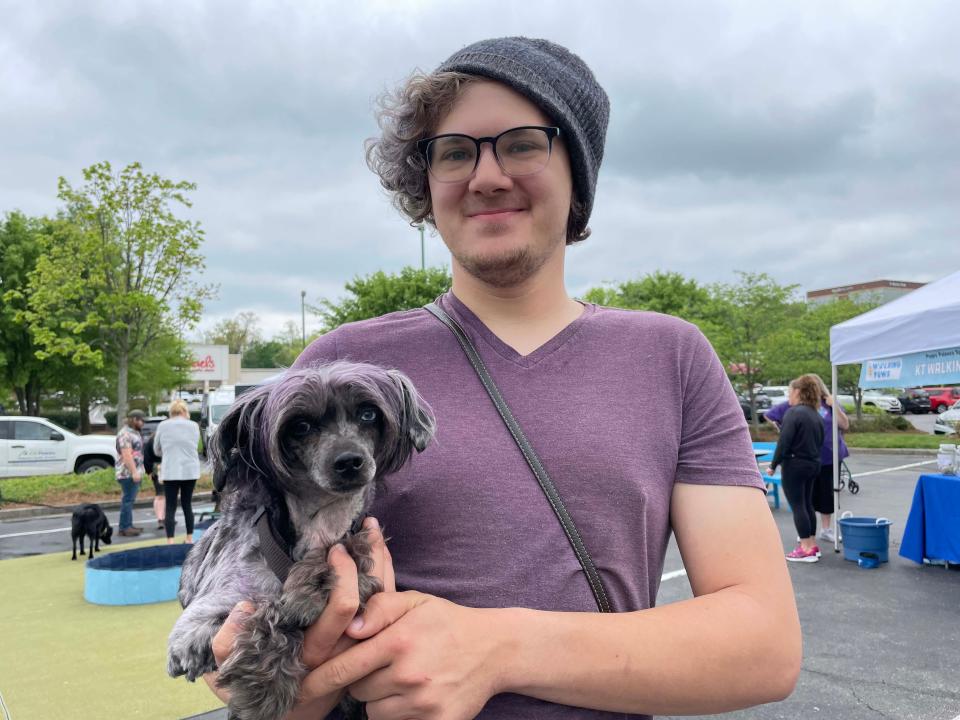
left=832, top=364, right=841, bottom=553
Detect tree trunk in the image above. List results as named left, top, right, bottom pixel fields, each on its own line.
left=79, top=387, right=91, bottom=435
left=117, top=350, right=129, bottom=423
left=14, top=387, right=26, bottom=414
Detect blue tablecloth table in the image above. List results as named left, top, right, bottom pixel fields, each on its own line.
left=899, top=473, right=960, bottom=565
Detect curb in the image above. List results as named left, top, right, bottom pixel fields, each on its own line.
left=846, top=447, right=939, bottom=456
left=0, top=492, right=215, bottom=521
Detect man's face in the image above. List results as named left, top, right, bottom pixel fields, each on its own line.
left=428, top=80, right=574, bottom=288
left=133, top=417, right=145, bottom=431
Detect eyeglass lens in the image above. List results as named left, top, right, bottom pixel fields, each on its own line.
left=426, top=127, right=553, bottom=182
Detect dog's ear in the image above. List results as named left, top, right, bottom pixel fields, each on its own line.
left=209, top=387, right=270, bottom=492
left=388, top=368, right=436, bottom=453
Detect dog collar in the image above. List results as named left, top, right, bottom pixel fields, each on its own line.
left=253, top=507, right=367, bottom=584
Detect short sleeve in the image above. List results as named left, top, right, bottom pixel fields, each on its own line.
left=117, top=431, right=133, bottom=452
left=675, top=328, right=765, bottom=490
left=764, top=401, right=789, bottom=425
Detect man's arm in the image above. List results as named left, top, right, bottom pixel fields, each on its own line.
left=120, top=446, right=140, bottom=481
left=306, top=484, right=801, bottom=718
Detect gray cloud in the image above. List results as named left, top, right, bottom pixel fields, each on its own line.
left=2, top=0, right=958, bottom=339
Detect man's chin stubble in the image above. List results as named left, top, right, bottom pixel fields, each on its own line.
left=457, top=247, right=548, bottom=289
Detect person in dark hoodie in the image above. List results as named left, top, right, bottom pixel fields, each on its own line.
left=768, top=374, right=825, bottom=562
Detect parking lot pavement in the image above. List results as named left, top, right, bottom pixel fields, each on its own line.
left=0, top=502, right=217, bottom=560
left=904, top=412, right=938, bottom=434
left=659, top=452, right=960, bottom=720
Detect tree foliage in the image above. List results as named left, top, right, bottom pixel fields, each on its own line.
left=0, top=212, right=51, bottom=414
left=24, top=162, right=214, bottom=419
left=315, top=266, right=452, bottom=332
left=205, top=311, right=262, bottom=355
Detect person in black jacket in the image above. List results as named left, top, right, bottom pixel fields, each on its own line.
left=767, top=374, right=825, bottom=562
left=143, top=433, right=165, bottom=530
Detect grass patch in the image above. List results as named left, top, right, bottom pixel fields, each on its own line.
left=0, top=538, right=223, bottom=719
left=0, top=470, right=214, bottom=507
left=845, top=433, right=948, bottom=449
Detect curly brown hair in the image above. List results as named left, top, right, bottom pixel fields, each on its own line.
left=790, top=375, right=823, bottom=409
left=364, top=71, right=590, bottom=244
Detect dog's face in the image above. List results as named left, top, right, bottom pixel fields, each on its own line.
left=283, top=395, right=382, bottom=498
left=100, top=522, right=113, bottom=545
left=211, top=363, right=436, bottom=512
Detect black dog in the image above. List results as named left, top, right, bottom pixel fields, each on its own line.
left=71, top=503, right=113, bottom=560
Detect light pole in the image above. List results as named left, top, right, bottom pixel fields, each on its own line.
left=300, top=290, right=306, bottom=348
left=417, top=223, right=425, bottom=270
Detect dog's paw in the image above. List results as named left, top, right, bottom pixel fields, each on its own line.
left=280, top=549, right=336, bottom=627
left=218, top=604, right=306, bottom=720
left=167, top=627, right=218, bottom=681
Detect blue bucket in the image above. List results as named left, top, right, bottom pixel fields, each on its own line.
left=839, top=515, right=892, bottom=563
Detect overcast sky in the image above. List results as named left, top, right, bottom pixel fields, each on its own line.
left=2, top=0, right=958, bottom=340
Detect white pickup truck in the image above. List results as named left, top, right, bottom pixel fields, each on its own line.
left=0, top=416, right=118, bottom=478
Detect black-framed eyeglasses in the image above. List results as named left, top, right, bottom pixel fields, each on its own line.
left=417, top=126, right=560, bottom=183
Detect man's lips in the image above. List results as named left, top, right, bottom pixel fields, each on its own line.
left=466, top=208, right=525, bottom=220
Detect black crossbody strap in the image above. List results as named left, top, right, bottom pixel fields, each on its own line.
left=424, top=302, right=612, bottom=613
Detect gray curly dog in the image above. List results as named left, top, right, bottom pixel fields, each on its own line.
left=167, top=363, right=435, bottom=720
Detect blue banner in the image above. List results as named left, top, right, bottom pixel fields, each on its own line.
left=859, top=346, right=960, bottom=389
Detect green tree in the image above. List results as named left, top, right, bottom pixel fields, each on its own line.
left=205, top=311, right=262, bottom=355
left=708, top=272, right=804, bottom=430
left=0, top=212, right=50, bottom=414
left=584, top=271, right=712, bottom=318
left=25, top=162, right=214, bottom=420
left=316, top=266, right=452, bottom=332
left=762, top=298, right=877, bottom=419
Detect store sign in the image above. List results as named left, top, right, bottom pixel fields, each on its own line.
left=859, top=346, right=960, bottom=389
left=188, top=344, right=229, bottom=382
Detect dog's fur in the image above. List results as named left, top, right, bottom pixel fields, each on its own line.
left=167, top=363, right=435, bottom=720
left=71, top=503, right=113, bottom=560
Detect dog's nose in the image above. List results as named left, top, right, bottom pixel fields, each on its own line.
left=333, top=452, right=365, bottom=478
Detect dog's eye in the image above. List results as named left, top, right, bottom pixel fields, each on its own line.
left=290, top=419, right=313, bottom=436
left=358, top=407, right=378, bottom=424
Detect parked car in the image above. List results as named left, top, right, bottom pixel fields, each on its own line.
left=0, top=416, right=118, bottom=477
left=926, top=387, right=960, bottom=414
left=933, top=401, right=960, bottom=435
left=140, top=417, right=167, bottom=443
left=898, top=389, right=932, bottom=414
left=861, top=391, right=903, bottom=413
left=738, top=393, right=771, bottom=422
left=760, top=386, right=791, bottom=404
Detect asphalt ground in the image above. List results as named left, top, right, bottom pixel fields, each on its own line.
left=2, top=451, right=958, bottom=719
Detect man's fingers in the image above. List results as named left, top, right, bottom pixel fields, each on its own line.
left=346, top=591, right=427, bottom=640
left=364, top=517, right=396, bottom=592
left=301, top=543, right=360, bottom=668
left=211, top=601, right=255, bottom=665
left=300, top=634, right=392, bottom=701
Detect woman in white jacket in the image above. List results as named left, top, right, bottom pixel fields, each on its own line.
left=154, top=399, right=201, bottom=544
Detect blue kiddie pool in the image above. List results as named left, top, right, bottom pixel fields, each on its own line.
left=84, top=545, right=192, bottom=605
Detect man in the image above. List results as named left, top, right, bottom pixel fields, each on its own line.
left=115, top=408, right=146, bottom=537
left=208, top=37, right=801, bottom=718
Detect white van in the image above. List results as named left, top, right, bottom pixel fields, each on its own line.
left=200, top=386, right=236, bottom=453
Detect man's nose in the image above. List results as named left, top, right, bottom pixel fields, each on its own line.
left=468, top=144, right=513, bottom=193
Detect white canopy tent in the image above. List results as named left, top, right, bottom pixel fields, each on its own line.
left=827, top=269, right=960, bottom=551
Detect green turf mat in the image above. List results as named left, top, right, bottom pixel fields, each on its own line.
left=0, top=540, right=224, bottom=719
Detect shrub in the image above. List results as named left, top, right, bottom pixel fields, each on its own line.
left=847, top=413, right=912, bottom=433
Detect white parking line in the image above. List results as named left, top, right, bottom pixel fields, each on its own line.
left=661, top=568, right=687, bottom=582
left=0, top=526, right=70, bottom=539
left=850, top=459, right=936, bottom=478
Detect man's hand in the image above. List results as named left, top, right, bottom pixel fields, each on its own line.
left=302, top=592, right=504, bottom=720
left=203, top=517, right=395, bottom=718
left=765, top=466, right=776, bottom=476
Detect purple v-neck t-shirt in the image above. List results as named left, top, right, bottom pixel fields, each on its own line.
left=293, top=292, right=764, bottom=720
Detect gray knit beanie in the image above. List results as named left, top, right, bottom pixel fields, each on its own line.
left=437, top=37, right=610, bottom=239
